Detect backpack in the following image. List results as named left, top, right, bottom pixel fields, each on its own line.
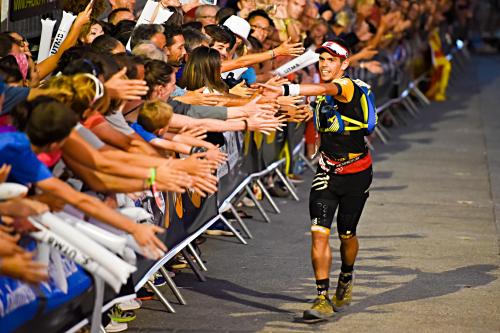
left=313, top=79, right=377, bottom=135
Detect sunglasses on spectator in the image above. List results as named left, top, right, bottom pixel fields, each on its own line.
left=83, top=73, right=104, bottom=105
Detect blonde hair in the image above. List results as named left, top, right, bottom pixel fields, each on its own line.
left=356, top=0, right=374, bottom=6
left=137, top=100, right=173, bottom=133
left=42, top=74, right=110, bottom=119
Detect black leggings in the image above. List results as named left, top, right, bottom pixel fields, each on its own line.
left=309, top=166, right=372, bottom=238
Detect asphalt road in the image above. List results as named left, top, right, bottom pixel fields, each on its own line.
left=129, top=55, right=500, bottom=333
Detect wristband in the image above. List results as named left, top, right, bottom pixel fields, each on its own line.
left=282, top=84, right=290, bottom=96
left=243, top=119, right=248, bottom=131
left=269, top=49, right=276, bottom=59
left=147, top=167, right=156, bottom=187
left=289, top=84, right=300, bottom=96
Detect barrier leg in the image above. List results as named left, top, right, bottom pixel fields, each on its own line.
left=229, top=203, right=253, bottom=239
left=384, top=109, right=400, bottom=127
left=392, top=105, right=409, bottom=126
left=90, top=276, right=105, bottom=333
left=159, top=267, right=186, bottom=305
left=411, top=86, right=431, bottom=105
left=245, top=184, right=272, bottom=223
left=219, top=214, right=248, bottom=245
left=402, top=99, right=418, bottom=118
left=255, top=179, right=281, bottom=214
left=146, top=280, right=176, bottom=313
left=365, top=137, right=375, bottom=151
left=406, top=97, right=421, bottom=115
left=181, top=248, right=207, bottom=281
left=299, top=152, right=316, bottom=172
left=379, top=123, right=392, bottom=139
left=187, top=243, right=208, bottom=272
left=373, top=127, right=388, bottom=144
left=274, top=169, right=300, bottom=201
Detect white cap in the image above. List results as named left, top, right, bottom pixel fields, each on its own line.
left=223, top=15, right=251, bottom=42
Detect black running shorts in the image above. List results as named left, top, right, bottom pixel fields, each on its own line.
left=309, top=166, right=372, bottom=238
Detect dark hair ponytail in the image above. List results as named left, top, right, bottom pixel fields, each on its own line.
left=11, top=96, right=78, bottom=147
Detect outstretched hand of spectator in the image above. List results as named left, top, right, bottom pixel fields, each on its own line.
left=247, top=114, right=287, bottom=135
left=0, top=251, right=48, bottom=284
left=205, top=146, right=227, bottom=165
left=74, top=0, right=93, bottom=28
left=363, top=60, right=384, bottom=74
left=0, top=231, right=23, bottom=257
left=240, top=96, right=278, bottom=117
left=191, top=175, right=218, bottom=197
left=229, top=82, right=257, bottom=98
left=175, top=87, right=222, bottom=106
left=105, top=68, right=149, bottom=100
left=178, top=126, right=208, bottom=140
left=156, top=165, right=192, bottom=193
left=182, top=153, right=219, bottom=176
left=109, top=0, right=134, bottom=10
left=356, top=46, right=378, bottom=61
left=130, top=223, right=167, bottom=259
left=273, top=38, right=306, bottom=57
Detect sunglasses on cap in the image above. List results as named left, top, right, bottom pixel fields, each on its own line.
left=82, top=73, right=104, bottom=105
left=316, top=41, right=349, bottom=59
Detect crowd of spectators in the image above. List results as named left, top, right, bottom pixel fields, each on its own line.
left=0, top=0, right=473, bottom=330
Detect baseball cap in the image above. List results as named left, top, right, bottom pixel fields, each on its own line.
left=223, top=15, right=251, bottom=42
left=315, top=40, right=350, bottom=59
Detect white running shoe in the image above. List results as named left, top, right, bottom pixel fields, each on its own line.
left=117, top=299, right=142, bottom=311
left=105, top=320, right=128, bottom=332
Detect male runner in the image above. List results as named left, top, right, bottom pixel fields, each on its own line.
left=261, top=38, right=373, bottom=320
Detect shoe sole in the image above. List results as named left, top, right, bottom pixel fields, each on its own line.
left=154, top=282, right=166, bottom=287
left=302, top=309, right=334, bottom=321
left=331, top=295, right=351, bottom=312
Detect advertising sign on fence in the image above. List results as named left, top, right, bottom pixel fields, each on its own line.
left=9, top=0, right=57, bottom=21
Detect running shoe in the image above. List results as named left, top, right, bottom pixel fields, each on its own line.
left=108, top=306, right=136, bottom=323
left=287, top=173, right=304, bottom=184
left=204, top=221, right=235, bottom=237
left=153, top=273, right=166, bottom=287
left=117, top=299, right=142, bottom=311
left=104, top=320, right=127, bottom=333
left=332, top=272, right=354, bottom=309
left=303, top=294, right=335, bottom=320
left=136, top=287, right=154, bottom=301
left=267, top=183, right=290, bottom=198
left=241, top=196, right=256, bottom=207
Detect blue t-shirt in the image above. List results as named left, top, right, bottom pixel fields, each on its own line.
left=0, top=132, right=52, bottom=185
left=1, top=86, right=30, bottom=116
left=130, top=122, right=158, bottom=142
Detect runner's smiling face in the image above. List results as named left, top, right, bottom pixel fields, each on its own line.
left=318, top=51, right=348, bottom=82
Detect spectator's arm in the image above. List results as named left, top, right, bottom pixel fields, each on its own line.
left=63, top=155, right=148, bottom=192
left=149, top=138, right=192, bottom=155
left=90, top=121, right=134, bottom=151
left=37, top=2, right=92, bottom=79
left=221, top=40, right=304, bottom=72
left=36, top=176, right=168, bottom=257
